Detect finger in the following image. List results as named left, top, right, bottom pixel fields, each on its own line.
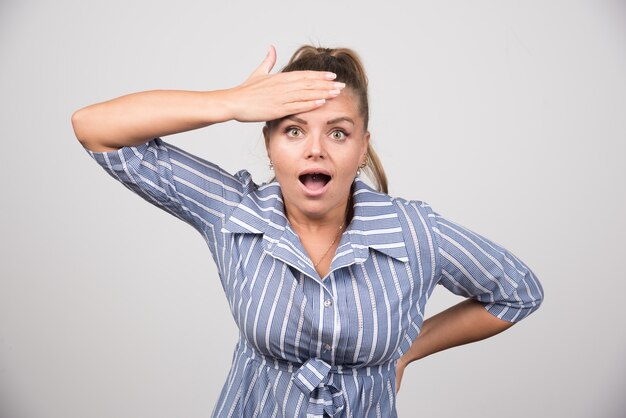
left=282, top=70, right=337, bottom=82
left=251, top=45, right=277, bottom=77
left=283, top=88, right=342, bottom=104
left=283, top=99, right=328, bottom=114
left=266, top=44, right=276, bottom=72
left=288, top=79, right=346, bottom=92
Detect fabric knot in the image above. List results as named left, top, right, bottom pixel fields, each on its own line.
left=292, top=357, right=345, bottom=417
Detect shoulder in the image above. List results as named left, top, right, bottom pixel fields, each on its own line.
left=387, top=193, right=440, bottom=235
left=378, top=192, right=443, bottom=284
left=352, top=179, right=439, bottom=236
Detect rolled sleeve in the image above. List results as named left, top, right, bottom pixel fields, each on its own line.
left=430, top=209, right=544, bottom=323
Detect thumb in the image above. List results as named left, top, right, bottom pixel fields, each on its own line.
left=395, top=367, right=403, bottom=394
left=251, top=45, right=276, bottom=77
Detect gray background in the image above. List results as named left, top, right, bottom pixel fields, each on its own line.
left=1, top=0, right=625, bottom=417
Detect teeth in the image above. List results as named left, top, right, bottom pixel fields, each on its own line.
left=299, top=172, right=329, bottom=183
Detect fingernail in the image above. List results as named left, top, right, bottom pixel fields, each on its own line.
left=326, top=72, right=337, bottom=79
left=329, top=89, right=341, bottom=96
left=315, top=99, right=326, bottom=105
left=334, top=82, right=346, bottom=89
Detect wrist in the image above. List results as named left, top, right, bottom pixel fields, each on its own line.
left=203, top=89, right=238, bottom=124
left=397, top=355, right=410, bottom=369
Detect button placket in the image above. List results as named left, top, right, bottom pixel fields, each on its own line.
left=318, top=283, right=337, bottom=359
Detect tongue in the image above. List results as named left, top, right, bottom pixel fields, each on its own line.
left=302, top=174, right=327, bottom=191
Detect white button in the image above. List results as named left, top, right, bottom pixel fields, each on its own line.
left=323, top=343, right=332, bottom=351
left=324, top=299, right=332, bottom=307
left=297, top=260, right=305, bottom=267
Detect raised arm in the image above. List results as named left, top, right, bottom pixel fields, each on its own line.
left=71, top=89, right=233, bottom=152
left=71, top=45, right=345, bottom=152
left=71, top=46, right=347, bottom=270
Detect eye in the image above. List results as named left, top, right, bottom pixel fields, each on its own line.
left=330, top=129, right=347, bottom=141
left=285, top=127, right=303, bottom=138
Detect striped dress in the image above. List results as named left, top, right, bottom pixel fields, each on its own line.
left=86, top=138, right=544, bottom=418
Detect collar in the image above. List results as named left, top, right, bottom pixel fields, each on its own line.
left=221, top=176, right=409, bottom=279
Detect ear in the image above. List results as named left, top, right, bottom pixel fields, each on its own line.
left=362, top=130, right=371, bottom=159
left=263, top=125, right=271, bottom=157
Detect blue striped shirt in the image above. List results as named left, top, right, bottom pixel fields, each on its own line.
left=86, top=138, right=544, bottom=418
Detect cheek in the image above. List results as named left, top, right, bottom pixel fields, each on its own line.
left=271, top=152, right=292, bottom=173
left=271, top=154, right=299, bottom=187
left=268, top=143, right=287, bottom=169
left=345, top=145, right=366, bottom=169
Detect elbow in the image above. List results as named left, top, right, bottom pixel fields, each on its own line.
left=492, top=272, right=544, bottom=323
left=71, top=108, right=116, bottom=152
left=71, top=108, right=90, bottom=147
left=518, top=269, right=545, bottom=320
left=534, top=289, right=545, bottom=314
left=529, top=269, right=545, bottom=311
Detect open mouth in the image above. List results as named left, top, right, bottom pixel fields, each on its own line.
left=299, top=172, right=332, bottom=192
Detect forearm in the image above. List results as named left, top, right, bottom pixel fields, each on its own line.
left=399, top=298, right=515, bottom=367
left=71, top=89, right=234, bottom=152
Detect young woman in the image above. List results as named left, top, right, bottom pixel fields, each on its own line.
left=72, top=45, right=544, bottom=418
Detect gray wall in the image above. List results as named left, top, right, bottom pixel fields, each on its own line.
left=1, top=0, right=624, bottom=417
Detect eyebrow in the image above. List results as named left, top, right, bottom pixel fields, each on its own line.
left=285, top=115, right=355, bottom=125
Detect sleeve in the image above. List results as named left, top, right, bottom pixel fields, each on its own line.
left=85, top=137, right=253, bottom=257
left=428, top=206, right=544, bottom=323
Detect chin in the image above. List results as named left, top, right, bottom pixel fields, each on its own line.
left=297, top=200, right=334, bottom=218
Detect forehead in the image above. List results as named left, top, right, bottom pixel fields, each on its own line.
left=278, top=88, right=363, bottom=125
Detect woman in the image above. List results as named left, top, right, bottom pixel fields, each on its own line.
left=72, top=45, right=544, bottom=417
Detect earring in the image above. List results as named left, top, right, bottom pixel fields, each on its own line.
left=356, top=158, right=367, bottom=176
left=269, top=161, right=274, bottom=170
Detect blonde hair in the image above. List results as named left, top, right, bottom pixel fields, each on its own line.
left=265, top=45, right=388, bottom=194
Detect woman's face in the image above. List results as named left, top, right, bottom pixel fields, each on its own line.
left=264, top=88, right=370, bottom=222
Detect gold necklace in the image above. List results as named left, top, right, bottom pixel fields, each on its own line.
left=312, top=198, right=351, bottom=268
left=313, top=223, right=345, bottom=268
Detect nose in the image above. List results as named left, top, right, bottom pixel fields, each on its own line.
left=305, top=134, right=326, bottom=159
